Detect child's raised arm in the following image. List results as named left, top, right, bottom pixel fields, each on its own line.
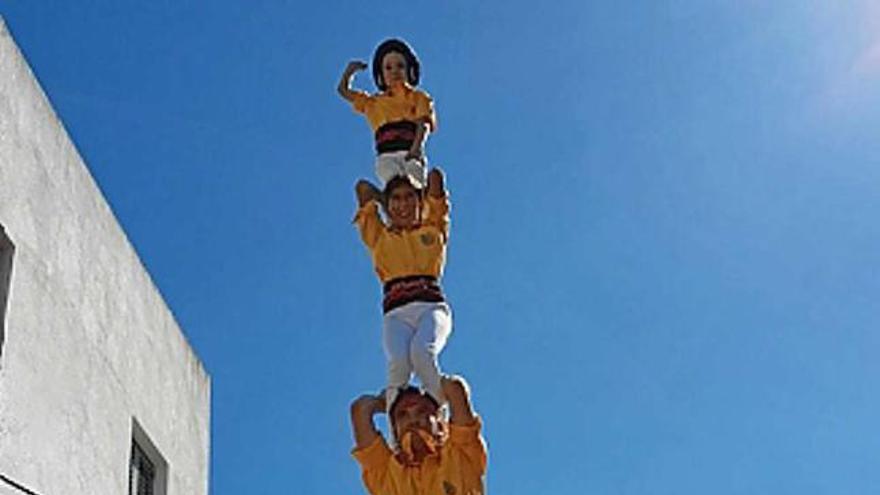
left=337, top=60, right=368, bottom=102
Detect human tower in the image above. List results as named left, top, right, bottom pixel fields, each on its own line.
left=338, top=39, right=488, bottom=494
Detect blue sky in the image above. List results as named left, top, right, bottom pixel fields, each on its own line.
left=2, top=1, right=880, bottom=493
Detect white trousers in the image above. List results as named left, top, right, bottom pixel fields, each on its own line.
left=375, top=150, right=428, bottom=188
left=383, top=301, right=452, bottom=404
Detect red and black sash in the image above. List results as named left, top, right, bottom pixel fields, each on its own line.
left=383, top=275, right=445, bottom=313
left=375, top=120, right=417, bottom=154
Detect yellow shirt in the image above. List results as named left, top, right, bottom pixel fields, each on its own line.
left=354, top=195, right=449, bottom=284
left=351, top=84, right=437, bottom=132
left=352, top=418, right=488, bottom=495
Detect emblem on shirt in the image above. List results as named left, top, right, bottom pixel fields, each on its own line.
left=443, top=480, right=457, bottom=495
left=420, top=233, right=435, bottom=246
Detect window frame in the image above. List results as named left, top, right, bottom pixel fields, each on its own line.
left=129, top=419, right=168, bottom=495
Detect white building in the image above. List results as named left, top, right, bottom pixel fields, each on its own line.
left=0, top=18, right=211, bottom=495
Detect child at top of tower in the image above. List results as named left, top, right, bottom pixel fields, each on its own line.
left=338, top=38, right=437, bottom=188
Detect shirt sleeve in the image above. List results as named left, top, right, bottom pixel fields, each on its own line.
left=351, top=436, right=392, bottom=493
left=353, top=200, right=384, bottom=249
left=350, top=90, right=372, bottom=114
left=423, top=194, right=449, bottom=241
left=415, top=90, right=437, bottom=131
left=448, top=416, right=488, bottom=474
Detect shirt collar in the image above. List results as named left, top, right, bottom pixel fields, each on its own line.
left=385, top=82, right=414, bottom=97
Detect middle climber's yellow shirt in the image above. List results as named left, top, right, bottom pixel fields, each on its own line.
left=354, top=194, right=450, bottom=284
left=352, top=417, right=488, bottom=495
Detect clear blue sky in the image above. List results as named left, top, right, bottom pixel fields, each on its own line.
left=3, top=1, right=880, bottom=493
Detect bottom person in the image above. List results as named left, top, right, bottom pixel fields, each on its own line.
left=350, top=375, right=488, bottom=495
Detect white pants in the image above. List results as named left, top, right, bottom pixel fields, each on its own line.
left=375, top=150, right=428, bottom=188
left=383, top=301, right=451, bottom=404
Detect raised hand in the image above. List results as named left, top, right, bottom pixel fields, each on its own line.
left=345, top=60, right=368, bottom=75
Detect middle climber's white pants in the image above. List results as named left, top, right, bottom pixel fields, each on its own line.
left=383, top=301, right=452, bottom=405
left=375, top=150, right=428, bottom=188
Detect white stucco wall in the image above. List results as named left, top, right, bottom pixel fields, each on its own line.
left=0, top=18, right=210, bottom=495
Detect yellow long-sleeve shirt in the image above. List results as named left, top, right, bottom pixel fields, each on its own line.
left=354, top=194, right=450, bottom=284
left=352, top=418, right=488, bottom=495
left=350, top=84, right=437, bottom=132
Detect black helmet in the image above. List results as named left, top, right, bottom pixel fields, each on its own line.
left=372, top=38, right=421, bottom=91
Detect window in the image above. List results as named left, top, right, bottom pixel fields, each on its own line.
left=129, top=419, right=168, bottom=495
left=130, top=442, right=156, bottom=495
left=0, top=224, right=13, bottom=364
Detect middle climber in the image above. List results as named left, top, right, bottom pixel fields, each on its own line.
left=352, top=166, right=452, bottom=410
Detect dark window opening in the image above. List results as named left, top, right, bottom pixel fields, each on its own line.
left=0, top=224, right=14, bottom=364
left=130, top=442, right=156, bottom=495
left=128, top=419, right=168, bottom=495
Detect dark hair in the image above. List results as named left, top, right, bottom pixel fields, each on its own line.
left=389, top=386, right=440, bottom=419
left=383, top=174, right=423, bottom=205
left=372, top=38, right=421, bottom=91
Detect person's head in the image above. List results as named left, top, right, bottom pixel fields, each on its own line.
left=389, top=386, right=447, bottom=463
left=383, top=175, right=423, bottom=229
left=372, top=38, right=420, bottom=91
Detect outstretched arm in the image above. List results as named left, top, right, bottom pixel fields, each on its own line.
left=337, top=60, right=368, bottom=102
left=426, top=167, right=445, bottom=199
left=350, top=393, right=386, bottom=449
left=441, top=375, right=477, bottom=426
